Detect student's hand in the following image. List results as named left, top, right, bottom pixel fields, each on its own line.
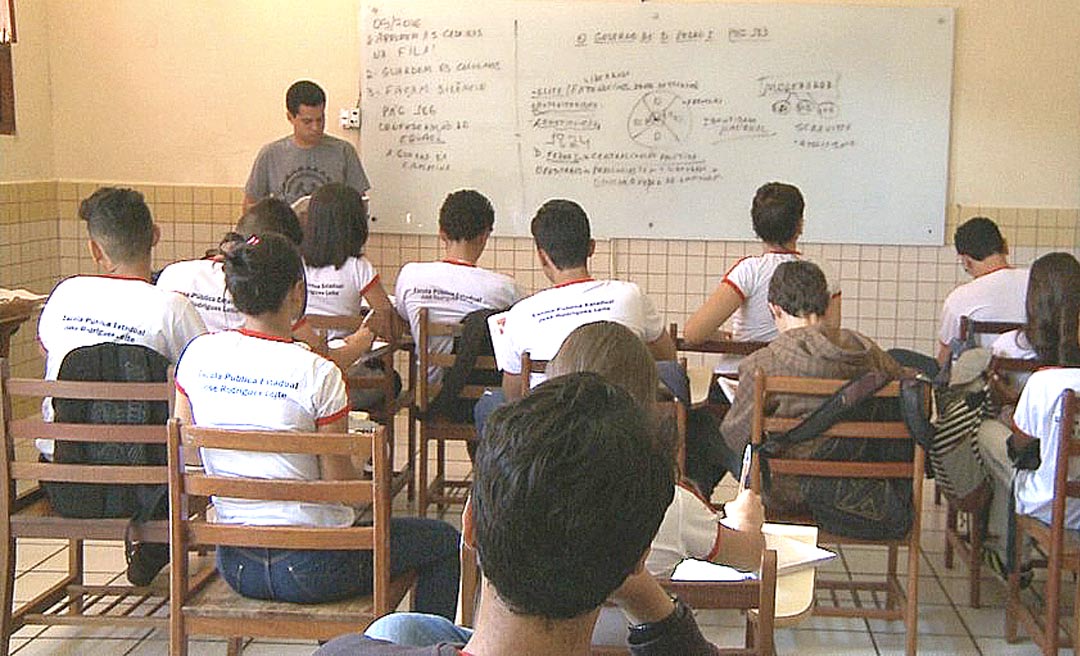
left=723, top=489, right=764, bottom=533
left=344, top=325, right=375, bottom=353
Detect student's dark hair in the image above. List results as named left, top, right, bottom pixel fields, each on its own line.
left=953, top=217, right=1006, bottom=261
left=78, top=187, right=155, bottom=264
left=223, top=233, right=305, bottom=317
left=1022, top=252, right=1080, bottom=366
left=530, top=199, right=591, bottom=270
left=236, top=197, right=303, bottom=246
left=751, top=182, right=804, bottom=245
left=768, top=260, right=829, bottom=318
left=473, top=372, right=675, bottom=620
left=302, top=183, right=368, bottom=269
left=286, top=80, right=326, bottom=115
left=439, top=189, right=495, bottom=242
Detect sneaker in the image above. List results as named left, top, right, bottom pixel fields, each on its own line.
left=126, top=542, right=169, bottom=586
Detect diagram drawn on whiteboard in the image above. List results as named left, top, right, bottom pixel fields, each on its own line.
left=627, top=91, right=691, bottom=148
left=757, top=72, right=840, bottom=119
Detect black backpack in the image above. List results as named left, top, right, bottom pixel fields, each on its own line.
left=46, top=343, right=170, bottom=523
left=427, top=308, right=503, bottom=423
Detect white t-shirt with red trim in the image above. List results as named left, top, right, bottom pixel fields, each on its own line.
left=394, top=259, right=524, bottom=382
left=156, top=258, right=242, bottom=333
left=646, top=483, right=723, bottom=577
left=1011, top=367, right=1080, bottom=529
left=174, top=329, right=353, bottom=528
left=37, top=275, right=207, bottom=456
left=938, top=266, right=1029, bottom=348
left=490, top=278, right=664, bottom=388
left=304, top=255, right=379, bottom=337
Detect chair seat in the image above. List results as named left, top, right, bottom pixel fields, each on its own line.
left=10, top=495, right=169, bottom=542
left=1016, top=515, right=1080, bottom=569
left=183, top=570, right=418, bottom=623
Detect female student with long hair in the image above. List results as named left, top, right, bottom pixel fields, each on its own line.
left=173, top=232, right=459, bottom=618
left=992, top=251, right=1080, bottom=366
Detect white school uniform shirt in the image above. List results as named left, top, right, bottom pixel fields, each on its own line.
left=714, top=251, right=841, bottom=374
left=174, top=329, right=353, bottom=528
left=394, top=259, right=524, bottom=382
left=646, top=483, right=724, bottom=578
left=1011, top=367, right=1080, bottom=529
left=304, top=255, right=380, bottom=338
left=156, top=258, right=242, bottom=333
left=938, top=266, right=1029, bottom=348
left=491, top=278, right=664, bottom=388
left=991, top=329, right=1037, bottom=389
left=36, top=275, right=207, bottom=457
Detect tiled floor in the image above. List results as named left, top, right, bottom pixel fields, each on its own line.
left=6, top=431, right=1065, bottom=655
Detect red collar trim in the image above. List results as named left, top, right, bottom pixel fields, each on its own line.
left=975, top=264, right=1013, bottom=279
left=442, top=258, right=477, bottom=268
left=765, top=248, right=800, bottom=255
left=552, top=277, right=595, bottom=288
left=237, top=328, right=294, bottom=343
left=86, top=274, right=150, bottom=283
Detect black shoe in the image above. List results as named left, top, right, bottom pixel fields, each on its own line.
left=126, top=542, right=169, bottom=586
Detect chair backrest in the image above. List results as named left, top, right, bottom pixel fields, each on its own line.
left=669, top=322, right=769, bottom=357
left=0, top=358, right=173, bottom=496
left=959, top=316, right=1023, bottom=344
left=748, top=370, right=925, bottom=533
left=520, top=352, right=547, bottom=397
left=167, top=419, right=395, bottom=614
left=416, top=307, right=498, bottom=413
left=1049, top=389, right=1080, bottom=553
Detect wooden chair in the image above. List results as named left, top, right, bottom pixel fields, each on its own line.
left=1006, top=389, right=1080, bottom=654
left=749, top=371, right=925, bottom=656
left=944, top=354, right=1042, bottom=607
left=0, top=359, right=177, bottom=653
left=415, top=308, right=498, bottom=517
left=304, top=313, right=414, bottom=501
left=167, top=420, right=416, bottom=655
left=670, top=322, right=770, bottom=359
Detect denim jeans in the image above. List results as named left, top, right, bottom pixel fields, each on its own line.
left=364, top=612, right=473, bottom=646
left=217, top=516, right=461, bottom=619
left=472, top=388, right=507, bottom=439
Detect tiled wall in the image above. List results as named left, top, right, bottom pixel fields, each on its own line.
left=3, top=180, right=1079, bottom=388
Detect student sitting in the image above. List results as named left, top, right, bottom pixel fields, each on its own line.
left=173, top=232, right=460, bottom=618
left=315, top=373, right=719, bottom=655
left=37, top=187, right=207, bottom=583
left=156, top=197, right=303, bottom=333
left=394, top=189, right=524, bottom=383
left=684, top=182, right=840, bottom=375
left=721, top=261, right=903, bottom=516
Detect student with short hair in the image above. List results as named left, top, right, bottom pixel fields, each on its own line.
left=936, top=216, right=1029, bottom=365
left=173, top=232, right=460, bottom=618
left=490, top=198, right=675, bottom=399
left=315, top=373, right=718, bottom=655
left=394, top=190, right=524, bottom=382
left=39, top=187, right=206, bottom=451
left=684, top=182, right=841, bottom=373
left=244, top=80, right=369, bottom=211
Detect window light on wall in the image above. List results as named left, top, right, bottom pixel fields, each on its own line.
left=0, top=0, right=14, bottom=45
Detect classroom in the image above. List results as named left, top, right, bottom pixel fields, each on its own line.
left=0, top=0, right=1078, bottom=654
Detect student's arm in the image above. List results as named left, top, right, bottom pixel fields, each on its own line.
left=502, top=371, right=524, bottom=401
left=362, top=279, right=403, bottom=341
left=824, top=293, right=842, bottom=329
left=317, top=415, right=360, bottom=481
left=325, top=326, right=376, bottom=372
left=684, top=284, right=742, bottom=344
left=647, top=327, right=677, bottom=361
left=174, top=387, right=194, bottom=424
left=935, top=342, right=951, bottom=366
left=716, top=489, right=766, bottom=571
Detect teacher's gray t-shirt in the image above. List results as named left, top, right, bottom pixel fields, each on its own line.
left=245, top=134, right=371, bottom=204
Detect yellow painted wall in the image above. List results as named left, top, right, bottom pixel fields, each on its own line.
left=0, top=0, right=55, bottom=181
left=32, top=0, right=1080, bottom=209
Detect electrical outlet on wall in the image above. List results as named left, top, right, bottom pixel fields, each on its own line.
left=340, top=107, right=361, bottom=130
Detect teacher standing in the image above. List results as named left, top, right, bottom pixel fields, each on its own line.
left=243, top=80, right=370, bottom=212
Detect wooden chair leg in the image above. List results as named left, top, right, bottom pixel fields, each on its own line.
left=904, top=543, right=920, bottom=656
left=226, top=636, right=244, bottom=656
left=1005, top=519, right=1023, bottom=643
left=885, top=544, right=899, bottom=610
left=407, top=412, right=417, bottom=501
left=969, top=512, right=982, bottom=608
left=0, top=534, right=14, bottom=655
left=944, top=502, right=957, bottom=568
left=1044, top=549, right=1062, bottom=656
left=69, top=539, right=84, bottom=614
left=436, top=439, right=447, bottom=515
left=934, top=485, right=943, bottom=505
left=1073, top=572, right=1079, bottom=652
left=418, top=432, right=430, bottom=518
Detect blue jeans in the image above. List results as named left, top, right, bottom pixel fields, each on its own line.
left=217, top=517, right=461, bottom=619
left=473, top=388, right=506, bottom=439
left=365, top=612, right=473, bottom=646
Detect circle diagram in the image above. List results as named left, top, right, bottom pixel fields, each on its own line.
left=627, top=91, right=690, bottom=148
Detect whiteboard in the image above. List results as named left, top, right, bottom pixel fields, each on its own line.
left=360, top=1, right=954, bottom=244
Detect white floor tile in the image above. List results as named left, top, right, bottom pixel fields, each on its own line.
left=873, top=631, right=979, bottom=655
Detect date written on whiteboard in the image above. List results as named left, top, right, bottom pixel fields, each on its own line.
left=728, top=26, right=769, bottom=42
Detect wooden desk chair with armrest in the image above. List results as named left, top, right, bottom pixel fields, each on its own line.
left=0, top=359, right=188, bottom=652
left=1006, top=389, right=1080, bottom=655
left=943, top=355, right=1042, bottom=608
left=303, top=313, right=414, bottom=501
left=167, top=420, right=416, bottom=656
left=414, top=308, right=499, bottom=517
left=749, top=371, right=925, bottom=656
